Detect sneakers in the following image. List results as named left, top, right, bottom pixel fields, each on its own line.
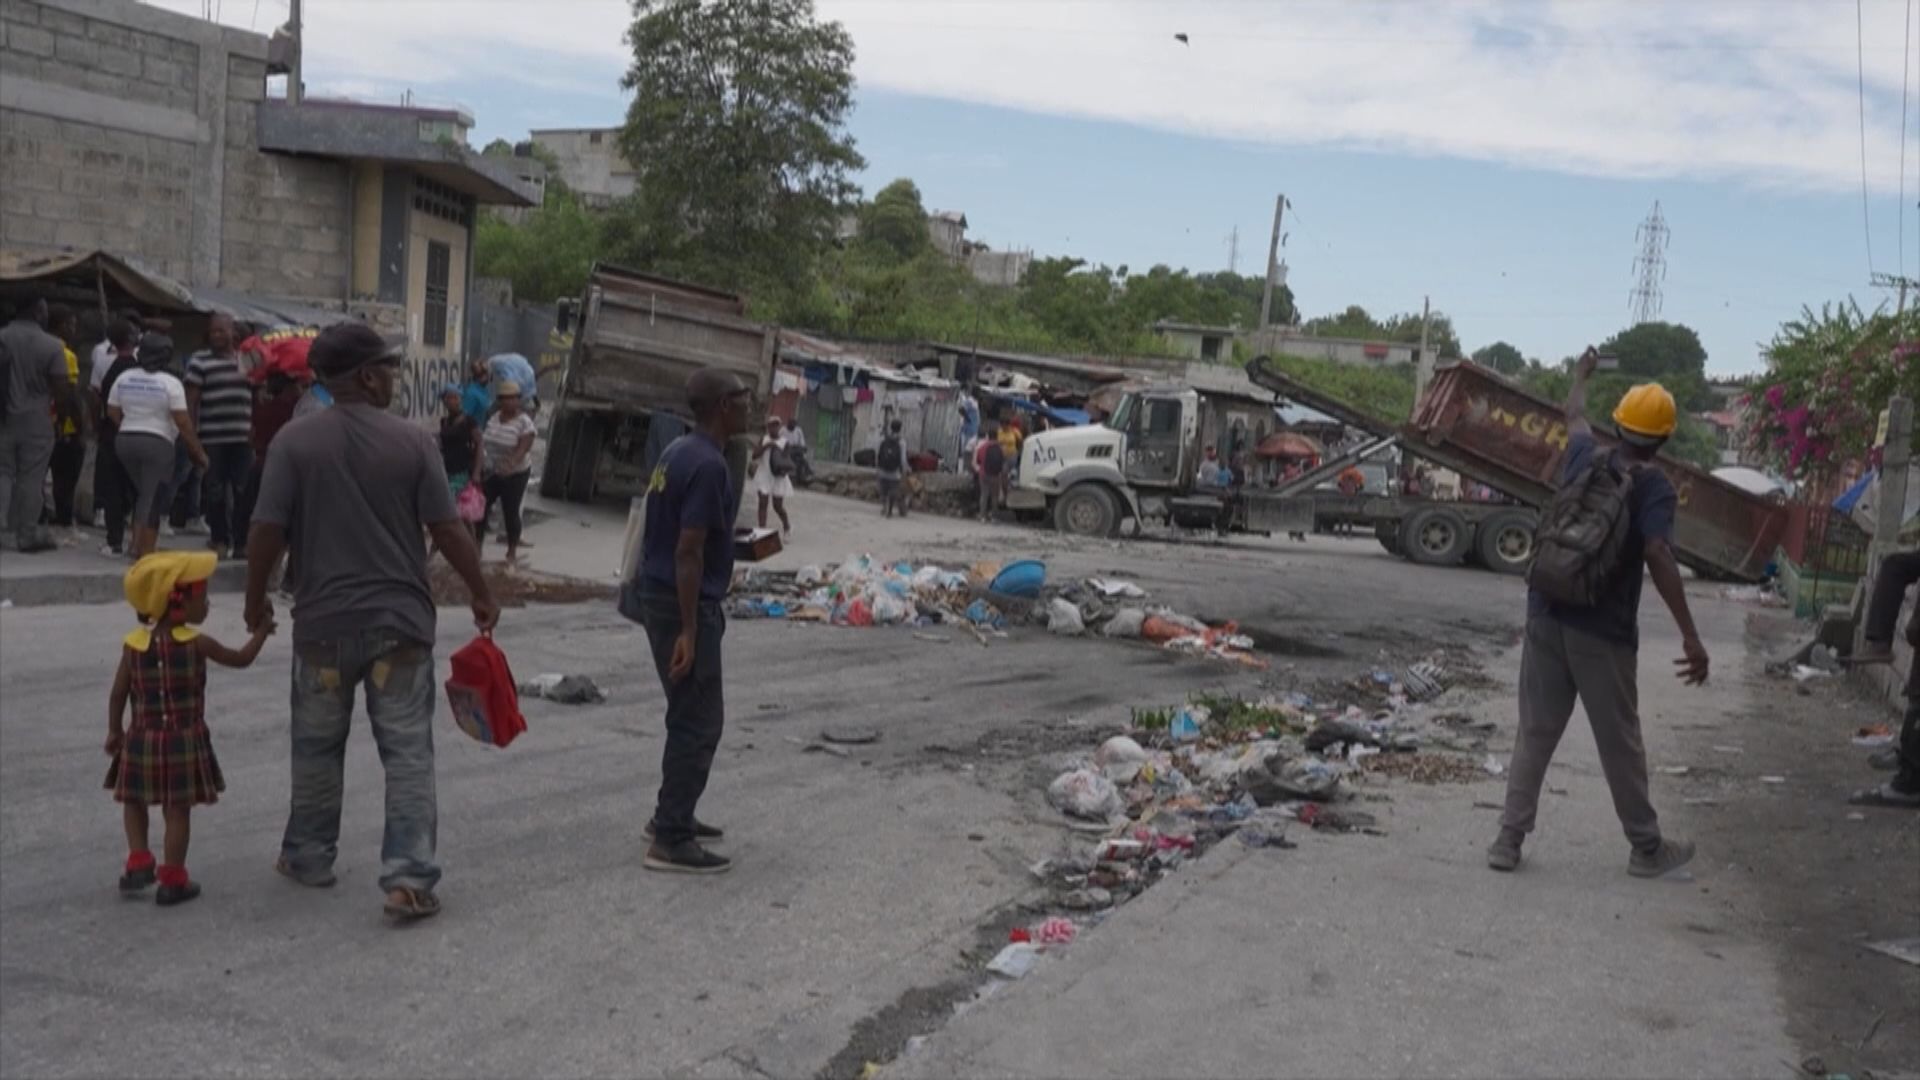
left=1628, top=838, right=1696, bottom=879
left=155, top=881, right=202, bottom=906
left=643, top=818, right=725, bottom=842
left=100, top=543, right=123, bottom=558
left=1486, top=829, right=1523, bottom=872
left=180, top=520, right=209, bottom=536
left=643, top=841, right=732, bottom=875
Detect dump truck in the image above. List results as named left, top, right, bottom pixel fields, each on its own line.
left=1243, top=356, right=1790, bottom=582
left=541, top=264, right=779, bottom=504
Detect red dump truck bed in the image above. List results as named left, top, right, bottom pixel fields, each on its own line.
left=1406, top=362, right=1788, bottom=582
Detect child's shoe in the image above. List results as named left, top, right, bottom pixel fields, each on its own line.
left=155, top=864, right=200, bottom=907
left=119, top=852, right=156, bottom=897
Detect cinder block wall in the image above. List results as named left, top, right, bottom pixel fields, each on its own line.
left=0, top=0, right=348, bottom=300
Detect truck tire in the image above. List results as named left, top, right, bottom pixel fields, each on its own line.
left=1376, top=522, right=1402, bottom=556
left=1054, top=483, right=1120, bottom=538
left=564, top=415, right=602, bottom=502
left=1400, top=506, right=1470, bottom=566
left=1475, top=509, right=1536, bottom=576
left=541, top=413, right=580, bottom=499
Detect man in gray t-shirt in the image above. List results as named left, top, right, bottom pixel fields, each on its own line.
left=244, top=322, right=498, bottom=922
left=0, top=297, right=75, bottom=551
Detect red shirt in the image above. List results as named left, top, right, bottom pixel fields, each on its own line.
left=251, top=389, right=302, bottom=455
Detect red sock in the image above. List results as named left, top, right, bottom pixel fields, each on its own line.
left=125, top=850, right=155, bottom=873
left=156, top=864, right=189, bottom=888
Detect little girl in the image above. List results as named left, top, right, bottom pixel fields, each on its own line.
left=107, top=551, right=273, bottom=906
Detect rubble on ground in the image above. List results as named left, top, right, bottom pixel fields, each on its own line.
left=518, top=673, right=606, bottom=704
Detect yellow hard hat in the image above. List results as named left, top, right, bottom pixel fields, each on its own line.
left=124, top=551, right=217, bottom=620
left=1612, top=382, right=1677, bottom=439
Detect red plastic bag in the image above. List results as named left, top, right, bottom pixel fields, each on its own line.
left=456, top=483, right=485, bottom=524
left=444, top=633, right=526, bottom=748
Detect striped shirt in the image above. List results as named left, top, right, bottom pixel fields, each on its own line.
left=482, top=413, right=537, bottom=475
left=183, top=351, right=253, bottom=444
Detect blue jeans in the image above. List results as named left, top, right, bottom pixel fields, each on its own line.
left=282, top=630, right=440, bottom=893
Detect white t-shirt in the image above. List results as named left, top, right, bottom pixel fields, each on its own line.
left=107, top=369, right=188, bottom=442
left=89, top=341, right=115, bottom=391
left=482, top=412, right=537, bottom=474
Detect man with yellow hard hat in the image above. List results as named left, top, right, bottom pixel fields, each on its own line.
left=1491, top=347, right=1709, bottom=879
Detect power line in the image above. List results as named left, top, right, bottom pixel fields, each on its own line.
left=1862, top=0, right=1879, bottom=277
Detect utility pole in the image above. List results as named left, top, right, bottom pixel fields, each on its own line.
left=1870, top=271, right=1920, bottom=314
left=1226, top=226, right=1240, bottom=276
left=1259, top=194, right=1287, bottom=330
left=287, top=0, right=303, bottom=104
left=1415, top=296, right=1433, bottom=399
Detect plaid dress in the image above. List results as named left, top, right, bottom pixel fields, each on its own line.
left=105, top=630, right=225, bottom=806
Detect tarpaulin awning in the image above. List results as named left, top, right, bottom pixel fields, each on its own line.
left=194, top=286, right=356, bottom=330
left=1255, top=431, right=1326, bottom=459
left=0, top=248, right=196, bottom=312
left=997, top=393, right=1090, bottom=427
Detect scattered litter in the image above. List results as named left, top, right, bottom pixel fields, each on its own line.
left=1481, top=754, right=1505, bottom=777
left=1847, top=811, right=1867, bottom=821
left=1721, top=584, right=1786, bottom=607
left=1710, top=745, right=1744, bottom=755
left=985, top=943, right=1040, bottom=979
left=1088, top=577, right=1147, bottom=599
left=1045, top=597, right=1086, bottom=636
left=1168, top=705, right=1207, bottom=744
left=1031, top=916, right=1077, bottom=945
left=1853, top=724, right=1894, bottom=749
left=1791, top=665, right=1832, bottom=683
left=1101, top=608, right=1147, bottom=638
left=1402, top=660, right=1447, bottom=702
left=1239, top=823, right=1297, bottom=849
left=912, top=632, right=951, bottom=644
left=801, top=742, right=851, bottom=758
left=518, top=673, right=606, bottom=704
left=821, top=725, right=880, bottom=745
left=965, top=599, right=1005, bottom=630
left=988, top=559, right=1047, bottom=598
left=1048, top=769, right=1124, bottom=821
left=1058, top=887, right=1113, bottom=911
left=1863, top=936, right=1920, bottom=967
left=1094, top=736, right=1148, bottom=769
left=1759, top=775, right=1787, bottom=784
left=1657, top=765, right=1691, bottom=776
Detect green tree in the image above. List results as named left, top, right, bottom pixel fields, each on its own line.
left=613, top=0, right=864, bottom=297
left=482, top=137, right=514, bottom=157
left=1595, top=321, right=1712, bottom=410
left=1301, top=305, right=1460, bottom=358
left=1268, top=353, right=1417, bottom=424
left=857, top=178, right=931, bottom=263
left=1471, top=340, right=1527, bottom=376
left=474, top=188, right=603, bottom=303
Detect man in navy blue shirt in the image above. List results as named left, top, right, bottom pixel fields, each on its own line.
left=627, top=368, right=751, bottom=874
left=1490, top=348, right=1710, bottom=879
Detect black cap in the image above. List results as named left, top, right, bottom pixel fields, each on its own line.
left=135, top=332, right=173, bottom=368
left=310, top=322, right=404, bottom=378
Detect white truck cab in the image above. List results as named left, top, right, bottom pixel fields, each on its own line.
left=1010, top=387, right=1241, bottom=536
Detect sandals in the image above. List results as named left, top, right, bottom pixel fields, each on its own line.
left=383, top=886, right=442, bottom=921
left=1848, top=783, right=1920, bottom=809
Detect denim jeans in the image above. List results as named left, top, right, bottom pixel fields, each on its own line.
left=636, top=585, right=727, bottom=847
left=200, top=441, right=253, bottom=547
left=283, top=630, right=440, bottom=893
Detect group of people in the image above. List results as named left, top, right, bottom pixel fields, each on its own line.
left=436, top=356, right=539, bottom=563
left=966, top=417, right=1022, bottom=521
left=105, top=323, right=502, bottom=916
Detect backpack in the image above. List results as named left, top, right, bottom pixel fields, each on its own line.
left=876, top=435, right=903, bottom=473
left=984, top=441, right=1007, bottom=475
left=1527, top=454, right=1638, bottom=608
left=444, top=633, right=527, bottom=748
left=767, top=441, right=794, bottom=478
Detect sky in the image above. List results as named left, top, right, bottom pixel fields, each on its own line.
left=154, top=0, right=1920, bottom=375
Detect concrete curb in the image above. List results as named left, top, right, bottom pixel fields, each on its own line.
left=1, top=561, right=249, bottom=609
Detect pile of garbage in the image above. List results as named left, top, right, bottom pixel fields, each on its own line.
left=725, top=558, right=1264, bottom=666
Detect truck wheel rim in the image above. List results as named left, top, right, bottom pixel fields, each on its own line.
left=1419, top=520, right=1456, bottom=553
left=1066, top=498, right=1102, bottom=533
left=1495, top=525, right=1531, bottom=562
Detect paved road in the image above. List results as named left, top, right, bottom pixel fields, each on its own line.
left=1, top=496, right=1913, bottom=1078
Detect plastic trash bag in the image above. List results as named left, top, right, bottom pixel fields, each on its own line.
left=1045, top=597, right=1085, bottom=636
left=1101, top=608, right=1147, bottom=638
left=1047, top=768, right=1123, bottom=821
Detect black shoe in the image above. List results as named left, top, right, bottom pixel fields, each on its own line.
left=644, top=818, right=725, bottom=842
left=119, top=867, right=156, bottom=896
left=155, top=881, right=202, bottom=906
left=643, top=841, right=732, bottom=875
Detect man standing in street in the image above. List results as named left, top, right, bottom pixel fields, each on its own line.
left=185, top=315, right=254, bottom=559
left=0, top=298, right=74, bottom=553
left=1490, top=347, right=1707, bottom=879
left=245, top=323, right=499, bottom=921
left=622, top=367, right=750, bottom=875
left=1840, top=549, right=1920, bottom=809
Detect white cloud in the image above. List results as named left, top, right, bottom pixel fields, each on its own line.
left=146, top=0, right=1920, bottom=192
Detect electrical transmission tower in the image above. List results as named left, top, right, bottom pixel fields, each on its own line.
left=1629, top=201, right=1669, bottom=325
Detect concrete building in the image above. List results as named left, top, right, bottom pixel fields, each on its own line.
left=966, top=245, right=1031, bottom=288
left=928, top=209, right=967, bottom=261
left=528, top=127, right=637, bottom=206
left=1153, top=321, right=1240, bottom=363
left=0, top=0, right=538, bottom=423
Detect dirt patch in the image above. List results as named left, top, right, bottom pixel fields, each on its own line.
left=1360, top=752, right=1497, bottom=785
left=428, top=561, right=616, bottom=607
left=1233, top=624, right=1345, bottom=659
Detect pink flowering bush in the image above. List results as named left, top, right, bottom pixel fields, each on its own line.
left=1746, top=302, right=1920, bottom=479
